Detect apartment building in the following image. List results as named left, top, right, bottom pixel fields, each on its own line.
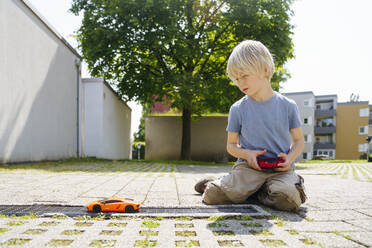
left=369, top=105, right=372, bottom=136
left=282, top=92, right=315, bottom=161
left=314, top=95, right=338, bottom=159
left=336, top=102, right=370, bottom=159
left=284, top=91, right=370, bottom=160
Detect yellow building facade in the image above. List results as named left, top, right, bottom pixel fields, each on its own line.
left=336, top=102, right=370, bottom=159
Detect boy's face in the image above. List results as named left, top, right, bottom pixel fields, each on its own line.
left=235, top=73, right=268, bottom=96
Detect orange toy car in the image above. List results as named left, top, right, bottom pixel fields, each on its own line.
left=86, top=197, right=141, bottom=213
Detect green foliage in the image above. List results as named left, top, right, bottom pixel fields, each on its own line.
left=70, top=0, right=295, bottom=114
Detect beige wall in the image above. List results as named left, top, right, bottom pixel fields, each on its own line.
left=145, top=116, right=231, bottom=161
left=336, top=103, right=369, bottom=159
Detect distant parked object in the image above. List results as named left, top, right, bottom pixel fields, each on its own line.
left=367, top=136, right=372, bottom=162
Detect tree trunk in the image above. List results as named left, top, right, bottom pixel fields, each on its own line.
left=180, top=105, right=192, bottom=160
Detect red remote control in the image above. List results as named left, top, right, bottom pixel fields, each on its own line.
left=257, top=157, right=285, bottom=169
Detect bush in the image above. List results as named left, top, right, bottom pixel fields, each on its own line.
left=360, top=153, right=367, bottom=160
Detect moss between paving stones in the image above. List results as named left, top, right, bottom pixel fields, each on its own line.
left=241, top=222, right=262, bottom=228
left=0, top=228, right=10, bottom=233
left=39, top=221, right=60, bottom=226
left=134, top=240, right=157, bottom=247
left=275, top=220, right=285, bottom=227
left=208, top=222, right=229, bottom=228
left=6, top=220, right=26, bottom=226
left=213, top=230, right=235, bottom=236
left=141, top=220, right=160, bottom=228
left=73, top=215, right=108, bottom=221
left=100, top=230, right=123, bottom=236
left=287, top=229, right=299, bottom=235
left=234, top=215, right=254, bottom=221
left=139, top=230, right=159, bottom=236
left=61, top=229, right=85, bottom=235
left=90, top=239, right=116, bottom=247
left=145, top=216, right=164, bottom=221
left=46, top=239, right=73, bottom=246
left=250, top=230, right=273, bottom=236
left=259, top=239, right=286, bottom=246
left=23, top=228, right=47, bottom=235
left=175, top=223, right=194, bottom=228
left=51, top=215, right=67, bottom=220
left=300, top=237, right=318, bottom=245
left=108, top=222, right=127, bottom=227
left=175, top=240, right=200, bottom=247
left=1, top=238, right=31, bottom=246
left=0, top=213, right=38, bottom=219
left=175, top=216, right=193, bottom=221
left=75, top=222, right=94, bottom=227
left=175, top=231, right=197, bottom=237
left=207, top=216, right=227, bottom=221
left=217, top=240, right=243, bottom=247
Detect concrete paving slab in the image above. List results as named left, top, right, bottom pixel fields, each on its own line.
left=0, top=161, right=372, bottom=247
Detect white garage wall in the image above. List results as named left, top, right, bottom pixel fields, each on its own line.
left=82, top=78, right=131, bottom=160
left=82, top=79, right=103, bottom=158
left=102, top=82, right=131, bottom=159
left=0, top=0, right=81, bottom=163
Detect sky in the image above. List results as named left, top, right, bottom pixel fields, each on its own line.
left=27, top=0, right=372, bottom=139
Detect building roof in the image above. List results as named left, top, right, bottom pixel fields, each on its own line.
left=338, top=101, right=369, bottom=105
left=315, top=94, right=338, bottom=98
left=82, top=78, right=131, bottom=111
left=282, top=91, right=315, bottom=96
left=20, top=0, right=82, bottom=60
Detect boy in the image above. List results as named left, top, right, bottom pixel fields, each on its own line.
left=194, top=40, right=307, bottom=212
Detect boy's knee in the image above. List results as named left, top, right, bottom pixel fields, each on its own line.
left=202, top=182, right=232, bottom=205
left=259, top=182, right=302, bottom=212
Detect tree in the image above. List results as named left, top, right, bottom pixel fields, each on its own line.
left=70, top=0, right=295, bottom=160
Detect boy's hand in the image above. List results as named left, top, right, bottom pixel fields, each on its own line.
left=244, top=149, right=267, bottom=171
left=275, top=153, right=291, bottom=172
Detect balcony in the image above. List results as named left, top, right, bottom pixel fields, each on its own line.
left=314, top=142, right=336, bottom=150
left=314, top=125, right=336, bottom=134
left=315, top=109, right=336, bottom=117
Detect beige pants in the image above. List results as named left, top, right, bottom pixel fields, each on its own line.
left=202, top=161, right=306, bottom=212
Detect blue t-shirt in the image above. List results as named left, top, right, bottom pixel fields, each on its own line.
left=226, top=91, right=302, bottom=167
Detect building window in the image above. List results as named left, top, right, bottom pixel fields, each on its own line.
left=358, top=144, right=368, bottom=152
left=304, top=134, right=312, bottom=143
left=304, top=117, right=312, bottom=125
left=329, top=151, right=334, bottom=158
left=359, top=126, right=368, bottom=135
left=304, top=99, right=312, bottom=107
left=303, top=153, right=307, bottom=159
left=360, top=108, right=369, bottom=117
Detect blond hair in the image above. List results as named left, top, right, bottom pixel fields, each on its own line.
left=226, top=40, right=275, bottom=84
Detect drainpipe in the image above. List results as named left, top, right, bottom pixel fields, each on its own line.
left=75, top=58, right=81, bottom=158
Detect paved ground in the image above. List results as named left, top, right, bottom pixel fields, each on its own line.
left=0, top=161, right=371, bottom=247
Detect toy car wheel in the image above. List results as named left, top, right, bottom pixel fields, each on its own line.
left=125, top=205, right=135, bottom=213
left=93, top=205, right=101, bottom=213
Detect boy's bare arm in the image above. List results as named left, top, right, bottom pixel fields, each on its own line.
left=275, top=127, right=305, bottom=172
left=287, top=127, right=305, bottom=163
left=226, top=132, right=266, bottom=171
